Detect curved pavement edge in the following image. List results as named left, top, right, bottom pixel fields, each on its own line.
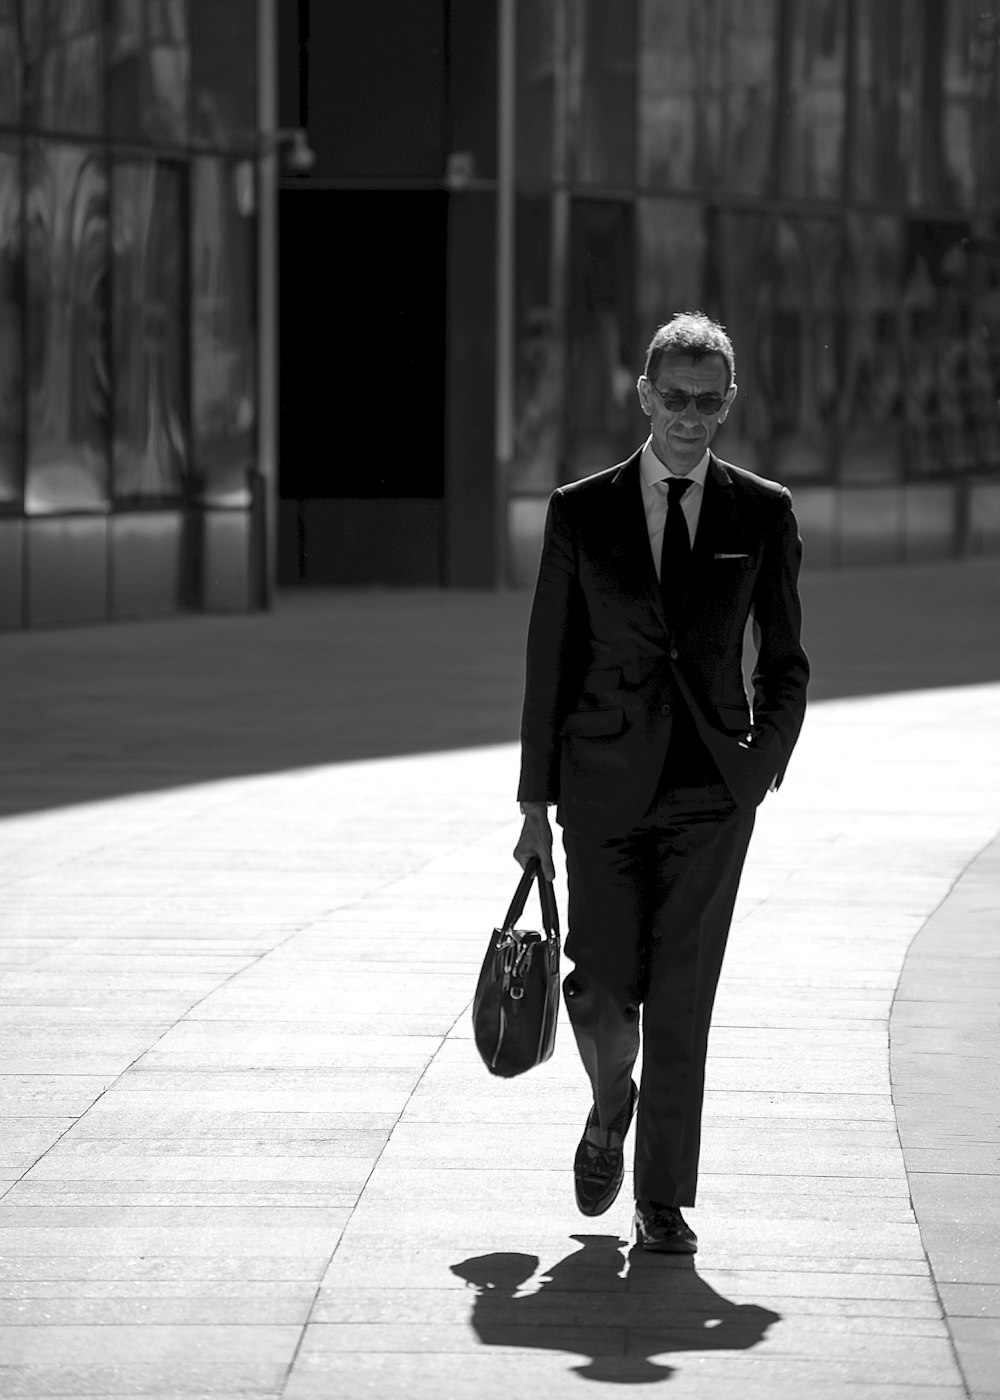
left=892, top=831, right=1000, bottom=1400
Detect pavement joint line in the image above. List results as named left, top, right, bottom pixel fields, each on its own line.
left=269, top=824, right=514, bottom=1400
left=273, top=996, right=478, bottom=1399
left=0, top=927, right=316, bottom=1207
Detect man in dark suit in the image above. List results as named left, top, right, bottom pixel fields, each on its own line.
left=514, top=311, right=809, bottom=1254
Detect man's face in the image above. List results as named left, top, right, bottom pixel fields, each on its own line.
left=636, top=352, right=736, bottom=476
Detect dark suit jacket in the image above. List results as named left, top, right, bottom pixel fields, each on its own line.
left=517, top=447, right=810, bottom=835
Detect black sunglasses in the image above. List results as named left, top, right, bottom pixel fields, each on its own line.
left=647, top=385, right=728, bottom=416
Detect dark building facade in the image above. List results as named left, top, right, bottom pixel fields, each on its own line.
left=3, top=2, right=1000, bottom=629
left=282, top=0, right=1000, bottom=589
left=0, top=0, right=270, bottom=629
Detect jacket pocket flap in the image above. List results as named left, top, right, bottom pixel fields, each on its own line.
left=718, top=704, right=752, bottom=731
left=582, top=666, right=621, bottom=689
left=560, top=707, right=625, bottom=738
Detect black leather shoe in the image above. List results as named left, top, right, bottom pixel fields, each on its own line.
left=573, top=1080, right=638, bottom=1216
left=634, top=1199, right=698, bottom=1253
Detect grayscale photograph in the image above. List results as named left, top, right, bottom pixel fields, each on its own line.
left=0, top=3, right=997, bottom=1397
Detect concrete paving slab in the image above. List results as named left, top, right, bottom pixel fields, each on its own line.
left=35, top=1131, right=388, bottom=1158
left=939, top=1284, right=1000, bottom=1317
left=293, top=1320, right=962, bottom=1384
left=7, top=1187, right=359, bottom=1211
left=1, top=568, right=999, bottom=1394
left=0, top=1280, right=316, bottom=1301
left=283, top=1352, right=967, bottom=1400
left=83, top=1088, right=411, bottom=1114
left=312, top=1281, right=942, bottom=1324
left=0, top=1224, right=345, bottom=1258
left=0, top=1256, right=326, bottom=1283
left=906, top=1147, right=1000, bottom=1174
left=0, top=1294, right=315, bottom=1325
left=0, top=1077, right=110, bottom=1116
left=0, top=1323, right=299, bottom=1393
left=13, top=1153, right=373, bottom=1184
left=907, top=1173, right=1000, bottom=1222
left=73, top=1106, right=401, bottom=1134
left=947, top=1317, right=1000, bottom=1393
left=1, top=1392, right=281, bottom=1400
left=320, top=1243, right=939, bottom=1294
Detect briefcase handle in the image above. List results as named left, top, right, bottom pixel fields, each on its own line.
left=502, top=857, right=559, bottom=939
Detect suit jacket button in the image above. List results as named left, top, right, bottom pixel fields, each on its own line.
left=669, top=648, right=680, bottom=660
left=659, top=703, right=672, bottom=716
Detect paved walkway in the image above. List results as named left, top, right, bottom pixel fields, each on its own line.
left=0, top=560, right=998, bottom=1398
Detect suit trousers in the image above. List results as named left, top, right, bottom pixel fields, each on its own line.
left=562, top=780, right=755, bottom=1207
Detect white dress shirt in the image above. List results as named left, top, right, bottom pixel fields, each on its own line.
left=639, top=437, right=710, bottom=581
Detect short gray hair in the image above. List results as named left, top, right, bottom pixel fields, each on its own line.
left=644, top=311, right=735, bottom=389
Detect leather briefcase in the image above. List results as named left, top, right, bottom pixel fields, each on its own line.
left=473, top=857, right=560, bottom=1078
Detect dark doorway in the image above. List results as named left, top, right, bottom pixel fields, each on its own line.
left=277, top=188, right=448, bottom=583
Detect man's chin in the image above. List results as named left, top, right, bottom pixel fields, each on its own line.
left=665, top=442, right=703, bottom=471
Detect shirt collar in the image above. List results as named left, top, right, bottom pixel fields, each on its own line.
left=640, top=438, right=710, bottom=491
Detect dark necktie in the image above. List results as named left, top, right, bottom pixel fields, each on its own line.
left=660, top=476, right=692, bottom=626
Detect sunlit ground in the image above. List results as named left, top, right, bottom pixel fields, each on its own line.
left=0, top=567, right=997, bottom=1395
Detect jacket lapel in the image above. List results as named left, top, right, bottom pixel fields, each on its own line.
left=690, top=454, right=743, bottom=566
left=670, top=454, right=745, bottom=626
left=610, top=450, right=667, bottom=627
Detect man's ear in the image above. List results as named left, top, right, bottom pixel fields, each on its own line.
left=719, top=381, right=738, bottom=423
left=636, top=376, right=651, bottom=416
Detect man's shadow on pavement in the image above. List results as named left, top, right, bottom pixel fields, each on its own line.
left=452, top=1233, right=780, bottom=1384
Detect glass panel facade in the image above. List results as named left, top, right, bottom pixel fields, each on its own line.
left=839, top=214, right=905, bottom=482
left=782, top=0, right=847, bottom=199
left=511, top=0, right=1000, bottom=528
left=913, top=0, right=1000, bottom=209
left=191, top=157, right=255, bottom=506
left=517, top=0, right=556, bottom=182
left=968, top=10, right=1000, bottom=205
left=0, top=143, right=21, bottom=505
left=112, top=160, right=187, bottom=500
left=704, top=0, right=779, bottom=197
left=770, top=216, right=843, bottom=480
left=109, top=0, right=189, bottom=145
left=638, top=0, right=702, bottom=191
left=705, top=210, right=772, bottom=475
left=707, top=212, right=842, bottom=480
left=25, top=141, right=110, bottom=514
left=637, top=198, right=705, bottom=345
left=191, top=0, right=257, bottom=148
left=23, top=0, right=104, bottom=135
left=4, top=0, right=262, bottom=627
left=511, top=193, right=563, bottom=495
left=851, top=0, right=922, bottom=204
left=565, top=198, right=634, bottom=479
left=574, top=0, right=636, bottom=186
left=902, top=219, right=1000, bottom=477
left=920, top=2, right=970, bottom=207
left=0, top=0, right=22, bottom=123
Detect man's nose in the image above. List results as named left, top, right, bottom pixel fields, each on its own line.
left=679, top=396, right=701, bottom=424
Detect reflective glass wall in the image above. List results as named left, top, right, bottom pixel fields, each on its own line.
left=0, top=0, right=262, bottom=629
left=508, top=0, right=1000, bottom=580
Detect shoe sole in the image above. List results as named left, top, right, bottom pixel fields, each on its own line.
left=634, top=1215, right=698, bottom=1253
left=637, top=1235, right=698, bottom=1254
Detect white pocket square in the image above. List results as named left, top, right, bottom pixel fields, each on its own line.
left=714, top=552, right=750, bottom=559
